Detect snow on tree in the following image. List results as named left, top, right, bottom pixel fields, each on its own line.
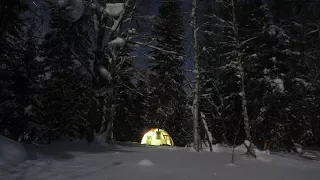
left=99, top=66, right=112, bottom=80
left=1, top=0, right=319, bottom=150
left=66, top=0, right=84, bottom=22
left=40, top=0, right=183, bottom=145
left=209, top=0, right=256, bottom=144
left=104, top=3, right=124, bottom=17
left=109, top=37, right=126, bottom=47
left=37, top=1, right=94, bottom=142
left=45, top=0, right=84, bottom=22
left=0, top=0, right=47, bottom=142
left=273, top=78, right=285, bottom=93
left=142, top=0, right=191, bottom=146
left=198, top=0, right=277, bottom=155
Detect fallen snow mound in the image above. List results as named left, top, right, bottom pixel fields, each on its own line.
left=137, top=159, right=154, bottom=166
left=0, top=135, right=27, bottom=167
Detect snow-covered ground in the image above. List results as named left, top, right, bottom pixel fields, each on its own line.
left=0, top=136, right=27, bottom=168
left=1, top=137, right=320, bottom=180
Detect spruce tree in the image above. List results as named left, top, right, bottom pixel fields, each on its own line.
left=39, top=6, right=93, bottom=141
left=0, top=0, right=43, bottom=141
left=144, top=0, right=191, bottom=146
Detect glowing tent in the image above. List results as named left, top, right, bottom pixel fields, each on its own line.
left=141, top=128, right=174, bottom=146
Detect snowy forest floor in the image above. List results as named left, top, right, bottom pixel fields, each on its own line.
left=1, top=139, right=320, bottom=180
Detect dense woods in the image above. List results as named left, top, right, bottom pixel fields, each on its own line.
left=1, top=0, right=320, bottom=152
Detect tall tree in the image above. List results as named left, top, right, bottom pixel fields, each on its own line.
left=198, top=0, right=266, bottom=153
left=191, top=0, right=201, bottom=151
left=143, top=0, right=190, bottom=146
left=43, top=0, right=140, bottom=143
left=39, top=3, right=93, bottom=142
left=0, top=0, right=44, bottom=141
left=198, top=0, right=320, bottom=152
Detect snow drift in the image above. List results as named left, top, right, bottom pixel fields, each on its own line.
left=0, top=135, right=27, bottom=167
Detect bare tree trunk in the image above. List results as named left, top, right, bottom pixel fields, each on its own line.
left=230, top=0, right=251, bottom=141
left=229, top=0, right=255, bottom=158
left=231, top=116, right=242, bottom=164
left=109, top=118, right=114, bottom=141
left=200, top=112, right=213, bottom=152
left=192, top=0, right=200, bottom=152
left=239, top=63, right=252, bottom=140
left=231, top=140, right=236, bottom=164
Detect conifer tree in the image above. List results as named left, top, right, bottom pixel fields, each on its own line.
left=0, top=0, right=43, bottom=141
left=144, top=0, right=191, bottom=146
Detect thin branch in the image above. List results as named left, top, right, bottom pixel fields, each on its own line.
left=62, top=39, right=95, bottom=77
left=134, top=49, right=155, bottom=60
left=240, top=36, right=259, bottom=46
left=204, top=14, right=233, bottom=26
left=122, top=83, right=144, bottom=96
left=128, top=41, right=179, bottom=55
left=123, top=0, right=140, bottom=24
left=305, top=29, right=319, bottom=36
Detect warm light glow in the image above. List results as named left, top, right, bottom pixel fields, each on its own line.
left=141, top=128, right=174, bottom=146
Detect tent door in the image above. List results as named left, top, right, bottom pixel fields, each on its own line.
left=147, top=136, right=152, bottom=145
left=156, top=132, right=161, bottom=139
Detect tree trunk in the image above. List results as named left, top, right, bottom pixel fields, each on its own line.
left=239, top=63, right=252, bottom=140
left=200, top=112, right=213, bottom=152
left=85, top=0, right=129, bottom=143
left=192, top=0, right=200, bottom=152
left=85, top=1, right=109, bottom=141
left=229, top=1, right=255, bottom=158
left=110, top=118, right=114, bottom=141
left=86, top=86, right=108, bottom=143
left=86, top=88, right=99, bottom=143
left=230, top=0, right=252, bottom=141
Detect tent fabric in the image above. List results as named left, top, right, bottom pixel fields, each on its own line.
left=141, top=128, right=174, bottom=146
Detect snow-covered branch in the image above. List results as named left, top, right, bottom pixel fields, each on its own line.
left=240, top=36, right=259, bottom=46
left=305, top=29, right=319, bottom=36
left=204, top=14, right=232, bottom=27
left=128, top=41, right=179, bottom=55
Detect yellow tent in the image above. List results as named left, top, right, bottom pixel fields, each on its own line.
left=141, top=128, right=174, bottom=146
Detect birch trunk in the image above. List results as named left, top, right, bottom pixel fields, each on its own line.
left=239, top=63, right=251, bottom=140
left=200, top=112, right=213, bottom=152
left=192, top=0, right=200, bottom=152
left=230, top=0, right=251, bottom=141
